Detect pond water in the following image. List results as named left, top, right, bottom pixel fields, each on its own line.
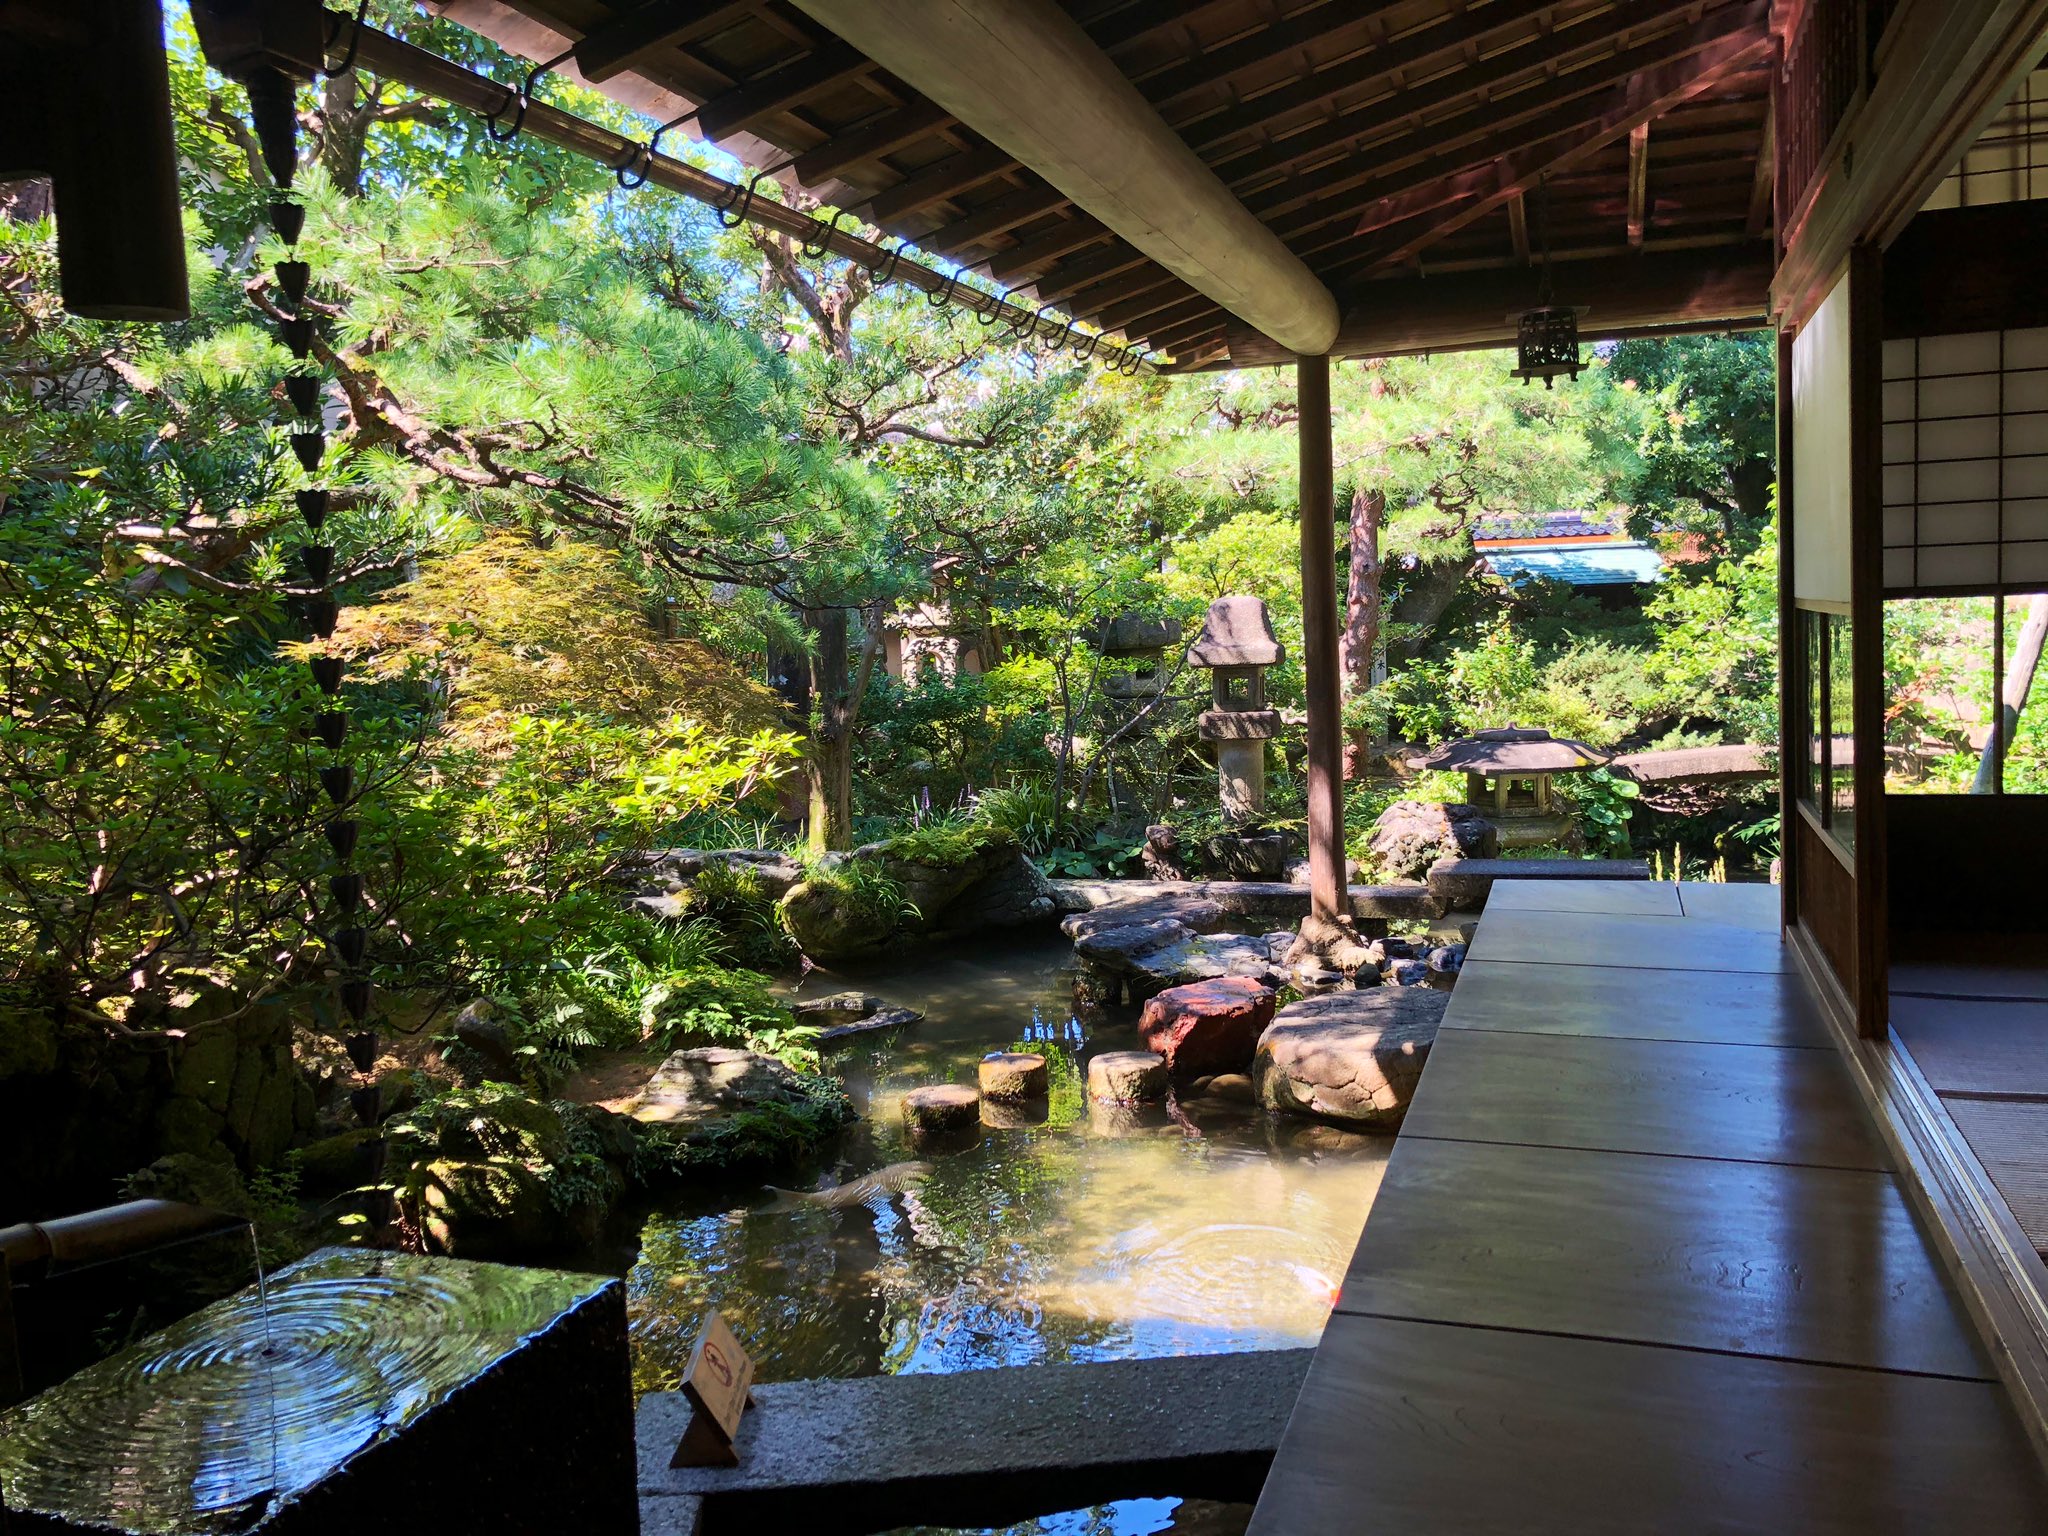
left=602, top=932, right=1391, bottom=1536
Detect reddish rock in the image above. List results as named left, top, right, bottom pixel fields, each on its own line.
left=1139, top=977, right=1277, bottom=1078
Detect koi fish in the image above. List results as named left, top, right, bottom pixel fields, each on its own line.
left=762, top=1161, right=933, bottom=1212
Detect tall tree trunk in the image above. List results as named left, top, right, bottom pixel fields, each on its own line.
left=1973, top=593, right=2048, bottom=793
left=1341, top=486, right=1384, bottom=698
left=1387, top=554, right=1481, bottom=660
left=803, top=602, right=886, bottom=852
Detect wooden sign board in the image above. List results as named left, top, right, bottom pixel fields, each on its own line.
left=670, top=1310, right=756, bottom=1469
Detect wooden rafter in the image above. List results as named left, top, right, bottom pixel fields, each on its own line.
left=790, top=100, right=955, bottom=183
left=1048, top=5, right=1746, bottom=326
left=697, top=39, right=872, bottom=139
left=858, top=142, right=1016, bottom=222
left=1129, top=1, right=1408, bottom=113
left=1236, top=3, right=1766, bottom=228
left=1343, top=9, right=1771, bottom=273
left=573, top=0, right=761, bottom=85
left=925, top=182, right=1074, bottom=251
left=1627, top=121, right=1652, bottom=244
left=1746, top=94, right=1776, bottom=237
left=1188, top=0, right=1633, bottom=160
left=1508, top=191, right=1531, bottom=261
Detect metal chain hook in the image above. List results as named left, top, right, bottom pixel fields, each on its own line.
left=322, top=0, right=371, bottom=78
left=484, top=47, right=571, bottom=144
left=802, top=209, right=857, bottom=260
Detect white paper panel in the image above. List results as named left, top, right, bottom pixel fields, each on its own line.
left=1793, top=273, right=1854, bottom=605
left=1882, top=324, right=2048, bottom=591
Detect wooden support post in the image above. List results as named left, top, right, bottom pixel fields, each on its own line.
left=1297, top=353, right=1344, bottom=925
left=1848, top=242, right=1889, bottom=1037
left=1775, top=325, right=1798, bottom=936
left=1626, top=121, right=1651, bottom=246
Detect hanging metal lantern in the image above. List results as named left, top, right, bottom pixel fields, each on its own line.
left=1510, top=305, right=1585, bottom=388
left=1507, top=173, right=1584, bottom=389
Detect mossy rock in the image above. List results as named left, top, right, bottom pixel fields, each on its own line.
left=292, top=1127, right=386, bottom=1195
left=417, top=1158, right=565, bottom=1259
left=154, top=1096, right=229, bottom=1160
left=0, top=1007, right=60, bottom=1079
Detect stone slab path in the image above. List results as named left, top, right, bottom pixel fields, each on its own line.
left=638, top=1347, right=1311, bottom=1536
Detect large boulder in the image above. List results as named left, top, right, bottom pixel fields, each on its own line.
left=933, top=851, right=1059, bottom=935
left=780, top=832, right=1054, bottom=960
left=625, top=1046, right=825, bottom=1129
left=387, top=1085, right=622, bottom=1260
left=1077, top=923, right=1286, bottom=1005
left=1254, top=988, right=1447, bottom=1132
left=1140, top=977, right=1278, bottom=1078
left=1367, top=801, right=1499, bottom=881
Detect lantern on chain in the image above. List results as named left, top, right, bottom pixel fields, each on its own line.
left=1508, top=177, right=1584, bottom=389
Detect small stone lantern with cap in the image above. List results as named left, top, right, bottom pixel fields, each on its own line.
left=1192, top=595, right=1284, bottom=826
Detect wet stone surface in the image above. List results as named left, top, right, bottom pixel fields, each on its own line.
left=0, top=1248, right=632, bottom=1535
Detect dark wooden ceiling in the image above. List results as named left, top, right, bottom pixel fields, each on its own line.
left=445, top=0, right=1777, bottom=365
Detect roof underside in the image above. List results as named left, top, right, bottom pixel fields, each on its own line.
left=434, top=0, right=1777, bottom=367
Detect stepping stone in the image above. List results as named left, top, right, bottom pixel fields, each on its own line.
left=1087, top=1050, right=1169, bottom=1104
left=902, top=1084, right=980, bottom=1138
left=978, top=1052, right=1048, bottom=1103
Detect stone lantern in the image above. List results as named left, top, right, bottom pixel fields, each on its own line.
left=1191, top=596, right=1284, bottom=826
left=1413, top=725, right=1609, bottom=850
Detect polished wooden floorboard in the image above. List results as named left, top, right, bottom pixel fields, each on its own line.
left=1403, top=1027, right=1891, bottom=1171
left=1675, top=879, right=1782, bottom=931
left=1448, top=958, right=1830, bottom=1048
left=1481, top=877, right=1683, bottom=917
left=1249, top=883, right=2048, bottom=1534
left=1470, top=904, right=1795, bottom=973
left=1256, top=1315, right=2048, bottom=1536
left=1339, top=1136, right=1989, bottom=1377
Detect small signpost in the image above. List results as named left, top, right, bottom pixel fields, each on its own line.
left=669, top=1310, right=756, bottom=1469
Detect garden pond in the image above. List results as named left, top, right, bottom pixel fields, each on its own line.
left=595, top=932, right=1393, bottom=1536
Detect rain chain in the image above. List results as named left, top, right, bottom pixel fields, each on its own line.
left=242, top=57, right=381, bottom=1128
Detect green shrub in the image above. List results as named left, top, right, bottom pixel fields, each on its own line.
left=881, top=818, right=1016, bottom=866
left=687, top=863, right=799, bottom=968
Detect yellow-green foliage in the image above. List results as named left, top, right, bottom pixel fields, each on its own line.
left=328, top=535, right=788, bottom=747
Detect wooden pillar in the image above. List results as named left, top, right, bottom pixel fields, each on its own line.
left=1775, top=325, right=1799, bottom=935
left=1297, top=353, right=1344, bottom=924
left=1848, top=241, right=1889, bottom=1036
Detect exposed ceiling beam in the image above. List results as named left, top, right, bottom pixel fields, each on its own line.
left=573, top=0, right=759, bottom=85
left=783, top=0, right=1340, bottom=354
left=982, top=218, right=1114, bottom=281
left=1221, top=245, right=1773, bottom=367
left=1353, top=16, right=1770, bottom=271
left=1188, top=0, right=1615, bottom=160
left=1627, top=122, right=1652, bottom=244
left=1508, top=191, right=1531, bottom=262
left=925, top=182, right=1073, bottom=251
left=1231, top=0, right=1756, bottom=227
left=1132, top=1, right=1405, bottom=113
left=1746, top=92, right=1775, bottom=237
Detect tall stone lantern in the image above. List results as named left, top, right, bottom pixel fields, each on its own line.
left=1191, top=596, right=1284, bottom=826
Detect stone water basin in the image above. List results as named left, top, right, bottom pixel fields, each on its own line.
left=0, top=1248, right=631, bottom=1534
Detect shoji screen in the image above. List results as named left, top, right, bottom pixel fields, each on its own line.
left=1881, top=327, right=2048, bottom=592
